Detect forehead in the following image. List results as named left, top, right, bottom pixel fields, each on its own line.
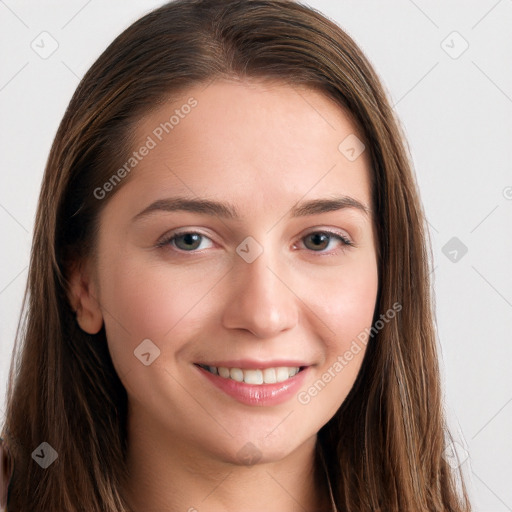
left=117, top=79, right=372, bottom=216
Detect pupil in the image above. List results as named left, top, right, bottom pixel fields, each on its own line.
left=308, top=233, right=328, bottom=250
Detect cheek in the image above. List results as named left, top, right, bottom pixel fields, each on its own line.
left=334, top=276, right=378, bottom=347
left=299, top=255, right=378, bottom=414
left=96, top=253, right=220, bottom=371
left=313, top=254, right=379, bottom=351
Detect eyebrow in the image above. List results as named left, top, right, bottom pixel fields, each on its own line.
left=132, top=195, right=370, bottom=222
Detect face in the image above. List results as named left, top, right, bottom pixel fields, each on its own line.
left=83, top=79, right=378, bottom=465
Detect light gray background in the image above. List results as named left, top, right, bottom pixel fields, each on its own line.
left=1, top=1, right=511, bottom=510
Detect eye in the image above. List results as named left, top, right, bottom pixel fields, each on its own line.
left=156, top=229, right=353, bottom=254
left=300, top=230, right=354, bottom=253
left=157, top=231, right=214, bottom=252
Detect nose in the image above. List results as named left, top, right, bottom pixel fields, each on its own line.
left=221, top=247, right=299, bottom=339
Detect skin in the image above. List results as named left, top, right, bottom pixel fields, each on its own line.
left=70, top=79, right=379, bottom=512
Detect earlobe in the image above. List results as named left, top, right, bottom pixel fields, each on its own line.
left=67, top=262, right=104, bottom=335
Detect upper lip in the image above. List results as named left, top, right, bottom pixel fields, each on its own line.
left=195, top=359, right=311, bottom=370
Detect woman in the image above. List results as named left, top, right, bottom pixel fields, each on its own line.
left=0, top=0, right=471, bottom=510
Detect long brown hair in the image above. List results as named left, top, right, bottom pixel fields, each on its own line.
left=1, top=0, right=471, bottom=510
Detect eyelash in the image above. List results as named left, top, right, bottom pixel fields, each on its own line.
left=156, top=229, right=355, bottom=255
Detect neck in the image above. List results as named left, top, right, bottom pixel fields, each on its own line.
left=121, top=409, right=333, bottom=512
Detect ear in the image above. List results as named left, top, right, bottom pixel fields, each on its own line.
left=67, top=260, right=104, bottom=335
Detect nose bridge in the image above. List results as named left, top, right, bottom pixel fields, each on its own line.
left=221, top=243, right=298, bottom=338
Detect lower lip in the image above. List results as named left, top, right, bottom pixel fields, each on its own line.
left=196, top=365, right=309, bottom=406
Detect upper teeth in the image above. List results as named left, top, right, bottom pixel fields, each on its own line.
left=203, top=366, right=300, bottom=384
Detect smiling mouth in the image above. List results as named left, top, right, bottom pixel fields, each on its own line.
left=196, top=364, right=306, bottom=385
